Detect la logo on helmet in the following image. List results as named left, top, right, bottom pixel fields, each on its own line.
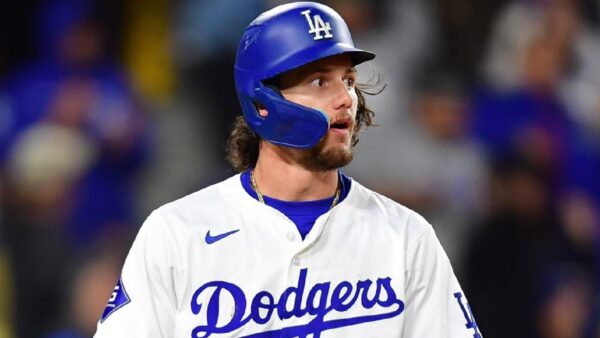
left=301, top=10, right=333, bottom=40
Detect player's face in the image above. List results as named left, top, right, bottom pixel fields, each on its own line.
left=277, top=54, right=358, bottom=170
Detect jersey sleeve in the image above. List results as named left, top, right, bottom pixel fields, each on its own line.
left=94, top=211, right=179, bottom=338
left=402, top=217, right=483, bottom=338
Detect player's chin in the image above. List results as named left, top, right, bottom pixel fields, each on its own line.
left=329, top=147, right=353, bottom=165
left=324, top=141, right=352, bottom=157
left=294, top=133, right=354, bottom=171
left=312, top=145, right=354, bottom=171
left=324, top=134, right=353, bottom=160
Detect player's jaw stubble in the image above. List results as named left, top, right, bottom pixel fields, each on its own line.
left=289, top=132, right=354, bottom=172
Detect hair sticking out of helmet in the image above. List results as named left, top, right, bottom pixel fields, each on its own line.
left=234, top=1, right=375, bottom=149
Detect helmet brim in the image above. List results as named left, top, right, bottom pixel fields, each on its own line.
left=261, top=43, right=375, bottom=81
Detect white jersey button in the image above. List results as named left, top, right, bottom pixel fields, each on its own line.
left=287, top=232, right=295, bottom=241
left=292, top=256, right=301, bottom=266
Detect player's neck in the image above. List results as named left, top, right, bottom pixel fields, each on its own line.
left=253, top=146, right=338, bottom=202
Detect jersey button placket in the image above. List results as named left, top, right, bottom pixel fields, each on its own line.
left=284, top=236, right=305, bottom=332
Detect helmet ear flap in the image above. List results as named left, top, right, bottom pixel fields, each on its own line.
left=251, top=85, right=329, bottom=149
left=263, top=85, right=283, bottom=99
left=266, top=84, right=281, bottom=94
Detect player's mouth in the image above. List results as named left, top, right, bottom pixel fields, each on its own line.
left=329, top=116, right=353, bottom=135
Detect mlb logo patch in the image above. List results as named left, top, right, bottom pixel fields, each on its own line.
left=101, top=277, right=130, bottom=322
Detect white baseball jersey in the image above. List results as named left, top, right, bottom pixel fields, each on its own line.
left=94, top=174, right=482, bottom=337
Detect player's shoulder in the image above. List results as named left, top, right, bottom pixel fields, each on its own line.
left=150, top=174, right=245, bottom=228
left=161, top=174, right=241, bottom=207
left=349, top=179, right=422, bottom=218
left=348, top=179, right=434, bottom=242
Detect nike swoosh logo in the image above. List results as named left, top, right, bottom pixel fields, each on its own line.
left=205, top=229, right=240, bottom=244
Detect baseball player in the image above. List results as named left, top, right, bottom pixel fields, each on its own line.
left=94, top=2, right=482, bottom=337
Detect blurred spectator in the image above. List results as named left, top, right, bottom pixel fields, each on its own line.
left=472, top=0, right=600, bottom=210
left=472, top=34, right=575, bottom=177
left=350, top=0, right=437, bottom=126
left=0, top=0, right=148, bottom=337
left=3, top=123, right=96, bottom=337
left=431, top=0, right=511, bottom=84
left=559, top=17, right=600, bottom=139
left=472, top=2, right=600, bottom=334
left=171, top=0, right=267, bottom=170
left=482, top=0, right=600, bottom=138
left=536, top=266, right=593, bottom=338
left=561, top=61, right=600, bottom=141
left=463, top=156, right=561, bottom=338
left=2, top=0, right=149, bottom=248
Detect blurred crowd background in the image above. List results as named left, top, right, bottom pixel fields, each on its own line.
left=0, top=0, right=598, bottom=337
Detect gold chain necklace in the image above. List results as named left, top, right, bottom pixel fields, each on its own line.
left=250, top=170, right=341, bottom=210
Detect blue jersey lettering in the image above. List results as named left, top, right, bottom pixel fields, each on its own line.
left=190, top=268, right=404, bottom=337
left=454, top=292, right=481, bottom=338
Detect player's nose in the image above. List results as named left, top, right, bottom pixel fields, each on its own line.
left=332, top=80, right=353, bottom=111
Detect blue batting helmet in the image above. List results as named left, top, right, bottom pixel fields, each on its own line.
left=234, top=1, right=375, bottom=149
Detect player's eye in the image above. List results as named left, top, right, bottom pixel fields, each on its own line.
left=310, top=77, right=326, bottom=87
left=343, top=77, right=355, bottom=90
